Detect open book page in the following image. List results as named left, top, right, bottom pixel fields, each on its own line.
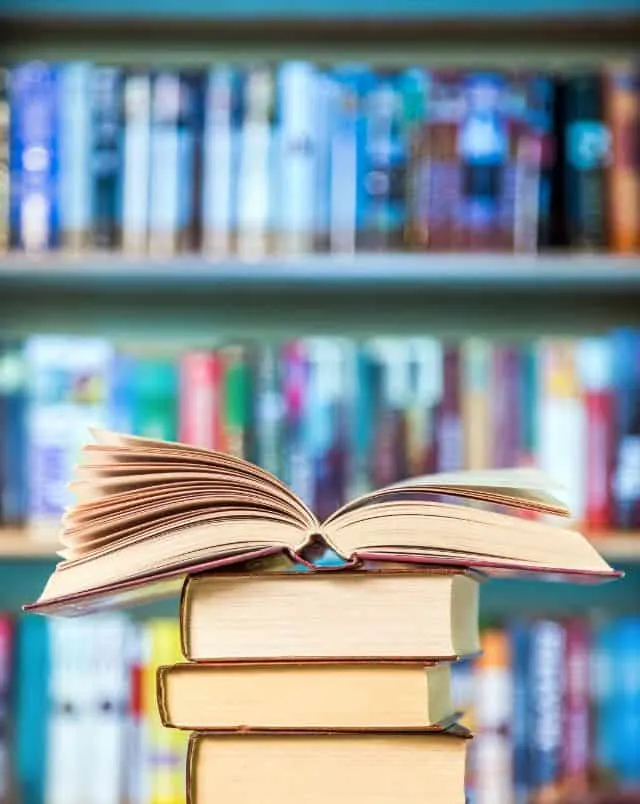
left=324, top=467, right=570, bottom=525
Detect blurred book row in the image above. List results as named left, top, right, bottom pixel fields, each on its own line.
left=0, top=61, right=638, bottom=258
left=0, top=614, right=188, bottom=804
left=1, top=329, right=639, bottom=537
left=455, top=617, right=640, bottom=803
left=0, top=613, right=638, bottom=804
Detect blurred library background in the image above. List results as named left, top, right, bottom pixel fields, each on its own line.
left=0, top=0, right=639, bottom=801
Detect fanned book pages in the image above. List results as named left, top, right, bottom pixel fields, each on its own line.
left=27, top=429, right=619, bottom=614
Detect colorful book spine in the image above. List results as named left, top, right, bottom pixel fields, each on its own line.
left=15, top=617, right=49, bottom=804
left=578, top=337, right=614, bottom=530
left=9, top=62, right=59, bottom=252
left=133, top=356, right=178, bottom=442
left=491, top=345, right=521, bottom=469
left=92, top=67, right=123, bottom=250
left=122, top=70, right=151, bottom=254
left=202, top=66, right=237, bottom=257
left=0, top=69, right=8, bottom=253
left=236, top=65, right=275, bottom=259
left=222, top=344, right=251, bottom=459
left=278, top=61, right=317, bottom=254
left=614, top=618, right=640, bottom=787
left=281, top=340, right=313, bottom=506
left=253, top=344, right=283, bottom=478
left=509, top=622, right=531, bottom=804
left=59, top=62, right=92, bottom=251
left=177, top=70, right=205, bottom=254
left=0, top=342, right=27, bottom=523
left=529, top=619, right=565, bottom=801
left=438, top=344, right=463, bottom=472
left=313, top=69, right=335, bottom=252
left=564, top=73, right=610, bottom=250
left=179, top=350, right=220, bottom=450
left=605, top=63, right=640, bottom=254
left=0, top=617, right=12, bottom=804
left=358, top=70, right=406, bottom=251
left=148, top=71, right=181, bottom=256
left=610, top=328, right=640, bottom=528
left=562, top=618, right=591, bottom=796
left=462, top=338, right=491, bottom=471
left=329, top=65, right=364, bottom=254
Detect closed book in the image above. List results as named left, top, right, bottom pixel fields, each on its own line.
left=0, top=617, right=13, bottom=804
left=562, top=618, right=591, bottom=796
left=122, top=71, right=151, bottom=254
left=9, top=62, right=59, bottom=252
left=0, top=342, right=27, bottom=524
left=605, top=63, right=639, bottom=254
left=564, top=73, right=610, bottom=250
left=59, top=62, right=92, bottom=251
left=91, top=67, right=123, bottom=250
left=187, top=728, right=470, bottom=804
left=181, top=570, right=481, bottom=662
left=0, top=68, right=8, bottom=253
left=158, top=661, right=455, bottom=731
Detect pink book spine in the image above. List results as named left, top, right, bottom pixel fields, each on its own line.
left=179, top=351, right=219, bottom=449
left=561, top=619, right=591, bottom=796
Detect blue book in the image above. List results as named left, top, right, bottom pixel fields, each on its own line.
left=614, top=618, right=640, bottom=787
left=91, top=66, right=123, bottom=250
left=0, top=341, right=27, bottom=523
left=108, top=350, right=137, bottom=435
left=15, top=617, right=49, bottom=804
left=529, top=619, right=565, bottom=798
left=510, top=621, right=531, bottom=804
left=9, top=62, right=60, bottom=252
left=59, top=62, right=92, bottom=250
left=610, top=328, right=640, bottom=528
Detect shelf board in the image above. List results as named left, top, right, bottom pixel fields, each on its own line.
left=0, top=527, right=637, bottom=561
left=1, top=253, right=639, bottom=339
left=2, top=253, right=640, bottom=292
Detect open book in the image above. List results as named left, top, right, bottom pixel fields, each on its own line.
left=27, top=429, right=618, bottom=614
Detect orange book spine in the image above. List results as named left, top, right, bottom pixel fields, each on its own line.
left=606, top=64, right=640, bottom=254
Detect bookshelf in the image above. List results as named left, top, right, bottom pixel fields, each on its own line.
left=1, top=255, right=639, bottom=339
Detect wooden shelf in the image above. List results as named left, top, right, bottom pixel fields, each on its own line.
left=1, top=254, right=639, bottom=340
left=0, top=527, right=637, bottom=561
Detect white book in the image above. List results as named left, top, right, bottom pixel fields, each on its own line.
left=148, top=72, right=181, bottom=255
left=278, top=61, right=317, bottom=254
left=85, top=615, right=131, bottom=804
left=46, top=620, right=91, bottom=804
left=237, top=66, right=274, bottom=260
left=59, top=62, right=92, bottom=250
left=122, top=72, right=151, bottom=254
left=202, top=66, right=235, bottom=257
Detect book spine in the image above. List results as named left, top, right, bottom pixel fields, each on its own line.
left=462, top=338, right=491, bottom=470
left=15, top=618, right=49, bottom=804
left=592, top=621, right=617, bottom=779
left=107, top=350, right=136, bottom=434
left=122, top=71, right=151, bottom=255
left=529, top=619, right=565, bottom=801
left=202, top=66, right=235, bottom=257
left=578, top=337, right=615, bottom=530
left=537, top=340, right=587, bottom=522
left=59, top=62, right=92, bottom=252
left=222, top=344, right=251, bottom=459
left=610, top=329, right=640, bottom=529
left=615, top=618, right=640, bottom=787
left=562, top=618, right=591, bottom=796
left=0, top=69, right=8, bottom=253
left=179, top=351, right=219, bottom=450
left=92, top=67, right=123, bottom=250
left=605, top=64, right=640, bottom=254
left=282, top=340, right=313, bottom=507
left=253, top=344, right=282, bottom=478
left=133, top=357, right=178, bottom=442
left=564, top=74, right=610, bottom=250
left=125, top=623, right=145, bottom=804
left=0, top=617, right=13, bottom=804
left=358, top=70, right=406, bottom=251
left=491, top=345, right=521, bottom=469
left=509, top=622, right=531, bottom=804
left=9, top=62, right=59, bottom=252
left=518, top=343, right=538, bottom=467
left=437, top=344, right=463, bottom=472
left=181, top=71, right=205, bottom=254
left=313, top=69, right=335, bottom=253
left=236, top=65, right=275, bottom=259
left=0, top=343, right=27, bottom=523
left=329, top=66, right=363, bottom=254
left=148, top=71, right=181, bottom=256
left=529, top=74, right=558, bottom=250
left=278, top=61, right=317, bottom=254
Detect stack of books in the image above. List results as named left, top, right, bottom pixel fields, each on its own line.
left=27, top=429, right=619, bottom=803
